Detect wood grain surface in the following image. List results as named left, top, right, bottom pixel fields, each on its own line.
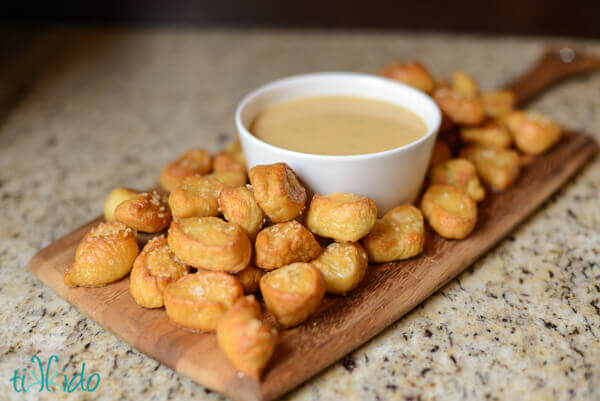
left=27, top=48, right=600, bottom=401
left=506, top=47, right=600, bottom=106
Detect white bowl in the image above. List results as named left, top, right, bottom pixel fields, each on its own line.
left=235, top=72, right=441, bottom=214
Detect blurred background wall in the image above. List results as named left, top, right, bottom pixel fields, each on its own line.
left=2, top=0, right=599, bottom=38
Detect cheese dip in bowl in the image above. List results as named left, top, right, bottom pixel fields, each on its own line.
left=235, top=72, right=441, bottom=213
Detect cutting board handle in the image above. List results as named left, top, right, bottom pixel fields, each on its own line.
left=505, top=46, right=600, bottom=107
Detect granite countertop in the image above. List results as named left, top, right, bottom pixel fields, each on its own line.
left=0, top=28, right=599, bottom=401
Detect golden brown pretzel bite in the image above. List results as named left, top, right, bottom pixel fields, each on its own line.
left=115, top=191, right=171, bottom=233
left=254, top=220, right=322, bottom=270
left=214, top=140, right=247, bottom=174
left=433, top=88, right=485, bottom=126
left=421, top=185, right=477, bottom=239
left=504, top=110, right=562, bottom=155
left=164, top=272, right=243, bottom=332
left=207, top=171, right=248, bottom=187
left=379, top=61, right=436, bottom=94
left=429, top=158, right=486, bottom=202
left=260, top=262, right=326, bottom=328
left=168, top=176, right=224, bottom=218
left=129, top=236, right=189, bottom=308
left=306, top=192, right=377, bottom=242
left=213, top=153, right=246, bottom=174
left=429, top=138, right=452, bottom=168
left=235, top=264, right=264, bottom=294
left=361, top=204, right=425, bottom=262
left=311, top=242, right=368, bottom=294
left=196, top=263, right=264, bottom=293
left=168, top=217, right=251, bottom=272
left=459, top=146, right=521, bottom=191
left=217, top=295, right=278, bottom=380
left=103, top=187, right=137, bottom=221
left=219, top=186, right=265, bottom=240
left=451, top=70, right=478, bottom=97
left=481, top=90, right=515, bottom=118
left=435, top=78, right=450, bottom=89
left=460, top=123, right=512, bottom=149
left=64, top=221, right=138, bottom=287
left=160, top=148, right=212, bottom=192
left=224, top=140, right=242, bottom=153
left=249, top=163, right=307, bottom=223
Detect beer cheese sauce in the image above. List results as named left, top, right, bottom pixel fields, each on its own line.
left=250, top=95, right=427, bottom=156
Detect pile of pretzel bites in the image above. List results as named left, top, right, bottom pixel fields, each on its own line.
left=64, top=61, right=562, bottom=379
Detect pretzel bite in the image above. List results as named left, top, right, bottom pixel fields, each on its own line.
left=420, top=185, right=477, bottom=239
left=129, top=236, right=189, bottom=308
left=255, top=220, right=322, bottom=270
left=429, top=158, right=485, bottom=202
left=481, top=90, right=515, bottom=118
left=197, top=263, right=264, bottom=294
left=379, top=61, right=435, bottom=94
left=103, top=187, right=137, bottom=221
left=219, top=186, right=265, bottom=239
left=439, top=111, right=456, bottom=134
left=168, top=217, right=251, bottom=272
left=208, top=171, right=248, bottom=187
left=235, top=264, right=264, bottom=294
left=260, top=263, right=326, bottom=328
left=217, top=295, right=278, bottom=380
left=361, top=204, right=425, bottom=262
left=504, top=110, right=562, bottom=155
left=213, top=152, right=246, bottom=174
left=168, top=176, right=224, bottom=218
left=160, top=148, right=212, bottom=191
left=460, top=123, right=512, bottom=149
left=306, top=192, right=377, bottom=242
left=115, top=191, right=171, bottom=233
left=249, top=163, right=307, bottom=223
left=214, top=140, right=247, bottom=174
left=64, top=221, right=138, bottom=287
left=429, top=138, right=452, bottom=167
left=225, top=140, right=245, bottom=155
left=164, top=272, right=243, bottom=332
left=311, top=242, right=368, bottom=294
left=435, top=78, right=450, bottom=89
left=460, top=146, right=521, bottom=191
left=433, top=88, right=485, bottom=126
left=451, top=71, right=478, bottom=97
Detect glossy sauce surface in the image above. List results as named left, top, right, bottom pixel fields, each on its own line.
left=250, top=96, right=427, bottom=156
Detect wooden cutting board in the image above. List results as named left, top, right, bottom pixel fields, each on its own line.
left=28, top=48, right=599, bottom=401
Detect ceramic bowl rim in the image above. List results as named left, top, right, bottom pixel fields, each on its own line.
left=235, top=71, right=442, bottom=162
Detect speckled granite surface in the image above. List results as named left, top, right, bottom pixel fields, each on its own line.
left=0, top=29, right=599, bottom=401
